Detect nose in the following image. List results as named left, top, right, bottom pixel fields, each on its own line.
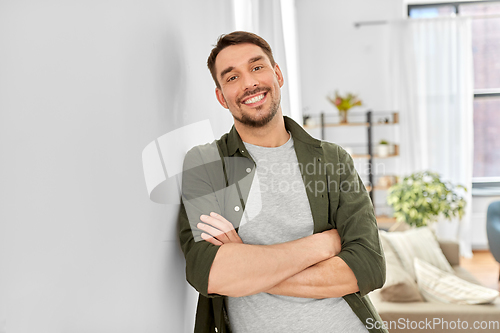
left=241, top=72, right=258, bottom=90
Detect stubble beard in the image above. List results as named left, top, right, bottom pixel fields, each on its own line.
left=233, top=90, right=281, bottom=128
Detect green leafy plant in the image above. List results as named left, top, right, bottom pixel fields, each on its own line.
left=326, top=91, right=362, bottom=112
left=387, top=171, right=467, bottom=227
left=379, top=140, right=389, bottom=145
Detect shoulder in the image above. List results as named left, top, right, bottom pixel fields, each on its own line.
left=320, top=141, right=351, bottom=163
left=183, top=141, right=221, bottom=171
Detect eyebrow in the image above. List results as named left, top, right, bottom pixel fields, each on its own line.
left=219, top=55, right=264, bottom=80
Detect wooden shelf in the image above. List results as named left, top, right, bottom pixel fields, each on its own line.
left=303, top=110, right=400, bottom=219
left=376, top=216, right=397, bottom=224
left=351, top=154, right=371, bottom=159
left=304, top=122, right=369, bottom=129
left=374, top=185, right=391, bottom=191
left=373, top=153, right=399, bottom=159
left=303, top=112, right=399, bottom=129
left=376, top=216, right=398, bottom=230
left=352, top=152, right=399, bottom=159
left=304, top=121, right=401, bottom=129
left=365, top=185, right=392, bottom=192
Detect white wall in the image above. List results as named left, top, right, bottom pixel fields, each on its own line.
left=296, top=0, right=402, bottom=117
left=0, top=1, right=234, bottom=332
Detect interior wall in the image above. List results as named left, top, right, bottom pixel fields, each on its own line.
left=296, top=0, right=402, bottom=118
left=0, top=1, right=234, bottom=332
left=295, top=0, right=403, bottom=177
left=295, top=0, right=403, bottom=216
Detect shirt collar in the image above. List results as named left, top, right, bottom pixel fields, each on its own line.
left=226, top=116, right=322, bottom=156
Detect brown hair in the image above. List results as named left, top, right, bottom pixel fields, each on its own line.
left=207, top=31, right=275, bottom=88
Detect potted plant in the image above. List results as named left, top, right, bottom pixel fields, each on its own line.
left=326, top=91, right=362, bottom=123
left=378, top=140, right=390, bottom=157
left=387, top=171, right=467, bottom=228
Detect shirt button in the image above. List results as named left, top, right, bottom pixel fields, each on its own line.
left=234, top=206, right=240, bottom=212
left=246, top=167, right=252, bottom=173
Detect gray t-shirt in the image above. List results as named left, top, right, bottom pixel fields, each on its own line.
left=225, top=134, right=368, bottom=333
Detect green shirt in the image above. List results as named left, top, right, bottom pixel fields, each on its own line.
left=178, top=116, right=388, bottom=333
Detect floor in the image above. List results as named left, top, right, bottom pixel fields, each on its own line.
left=460, top=250, right=500, bottom=290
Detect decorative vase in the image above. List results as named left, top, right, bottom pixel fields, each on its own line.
left=377, top=144, right=389, bottom=157
left=339, top=110, right=348, bottom=124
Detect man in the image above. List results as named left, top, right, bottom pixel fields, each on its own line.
left=178, top=31, right=387, bottom=333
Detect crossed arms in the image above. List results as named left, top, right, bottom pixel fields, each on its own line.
left=198, top=212, right=359, bottom=298
left=178, top=144, right=385, bottom=300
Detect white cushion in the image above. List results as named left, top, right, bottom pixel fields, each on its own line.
left=378, top=233, right=424, bottom=302
left=381, top=227, right=453, bottom=280
left=414, top=258, right=499, bottom=305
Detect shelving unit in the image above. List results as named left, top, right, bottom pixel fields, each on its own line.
left=303, top=110, right=399, bottom=225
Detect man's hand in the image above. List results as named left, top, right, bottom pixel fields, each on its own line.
left=199, top=212, right=350, bottom=298
left=197, top=212, right=243, bottom=245
left=319, top=228, right=342, bottom=257
left=198, top=213, right=341, bottom=255
left=263, top=229, right=356, bottom=299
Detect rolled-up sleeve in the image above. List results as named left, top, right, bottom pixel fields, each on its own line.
left=333, top=148, right=386, bottom=297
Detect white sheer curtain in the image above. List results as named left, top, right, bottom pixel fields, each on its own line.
left=390, top=17, right=474, bottom=257
left=232, top=0, right=302, bottom=122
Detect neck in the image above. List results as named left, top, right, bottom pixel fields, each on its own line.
left=234, top=111, right=289, bottom=147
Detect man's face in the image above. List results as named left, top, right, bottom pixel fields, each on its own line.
left=214, top=43, right=284, bottom=128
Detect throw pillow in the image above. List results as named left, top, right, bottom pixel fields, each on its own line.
left=382, top=226, right=454, bottom=280
left=414, top=258, right=499, bottom=304
left=379, top=232, right=424, bottom=302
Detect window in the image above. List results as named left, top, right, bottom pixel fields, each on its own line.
left=409, top=1, right=500, bottom=188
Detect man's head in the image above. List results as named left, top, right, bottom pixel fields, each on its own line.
left=207, top=31, right=276, bottom=89
left=207, top=31, right=283, bottom=128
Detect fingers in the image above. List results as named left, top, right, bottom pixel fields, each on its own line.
left=321, top=229, right=342, bottom=256
left=201, top=213, right=235, bottom=233
left=197, top=222, right=230, bottom=242
left=201, top=232, right=223, bottom=246
left=209, top=212, right=243, bottom=243
left=197, top=212, right=243, bottom=245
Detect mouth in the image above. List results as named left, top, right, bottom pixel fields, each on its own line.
left=240, top=90, right=269, bottom=106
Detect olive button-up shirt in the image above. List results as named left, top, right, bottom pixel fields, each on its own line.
left=178, top=116, right=387, bottom=333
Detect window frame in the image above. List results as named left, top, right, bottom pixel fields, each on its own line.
left=408, top=1, right=500, bottom=192
left=407, top=0, right=500, bottom=16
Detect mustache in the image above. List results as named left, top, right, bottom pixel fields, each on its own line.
left=238, top=87, right=270, bottom=104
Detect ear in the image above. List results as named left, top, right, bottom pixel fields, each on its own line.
left=215, top=87, right=228, bottom=109
left=274, top=63, right=284, bottom=88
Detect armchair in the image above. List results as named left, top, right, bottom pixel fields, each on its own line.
left=486, top=200, right=500, bottom=280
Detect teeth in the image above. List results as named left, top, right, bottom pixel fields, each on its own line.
left=243, top=93, right=265, bottom=104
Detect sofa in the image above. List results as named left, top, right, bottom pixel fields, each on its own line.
left=370, top=230, right=500, bottom=333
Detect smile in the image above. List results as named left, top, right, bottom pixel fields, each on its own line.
left=243, top=93, right=266, bottom=105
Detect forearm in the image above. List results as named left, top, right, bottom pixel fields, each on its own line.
left=266, top=256, right=359, bottom=299
left=207, top=233, right=333, bottom=297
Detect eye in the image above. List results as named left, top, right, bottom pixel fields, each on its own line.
left=227, top=75, right=238, bottom=82
left=252, top=66, right=263, bottom=72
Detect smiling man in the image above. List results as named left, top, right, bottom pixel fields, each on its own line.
left=178, top=31, right=387, bottom=333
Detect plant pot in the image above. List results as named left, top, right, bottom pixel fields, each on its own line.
left=377, top=144, right=389, bottom=157
left=339, top=110, right=348, bottom=124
